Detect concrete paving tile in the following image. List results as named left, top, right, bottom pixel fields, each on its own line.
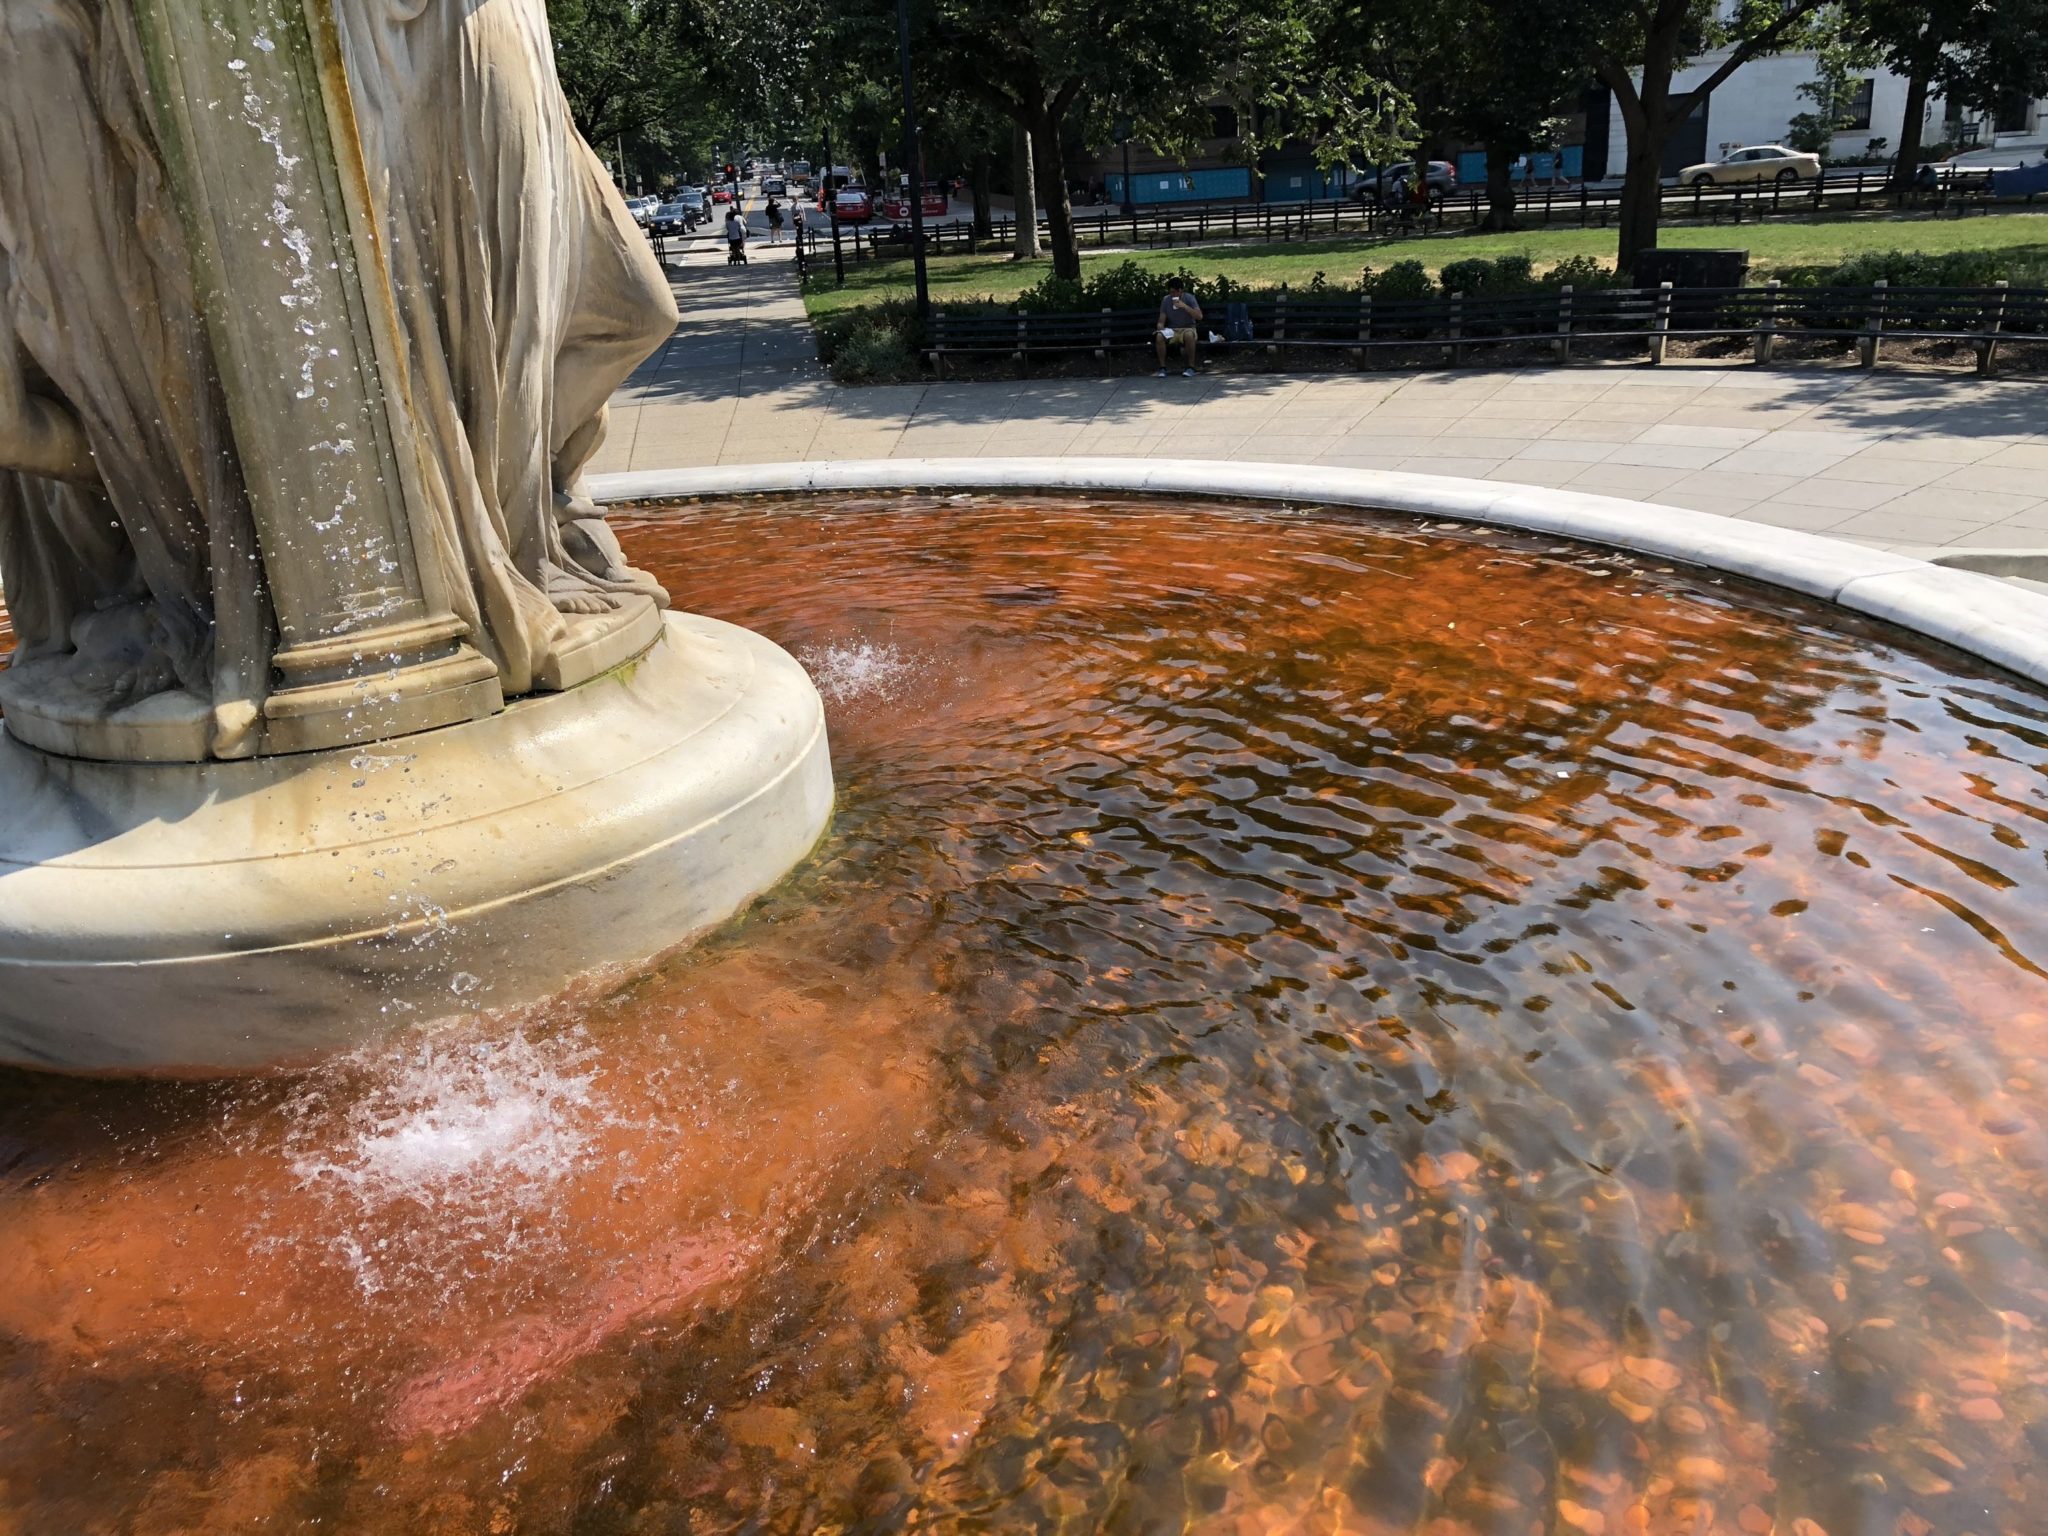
left=1482, top=462, right=1585, bottom=487
left=1515, top=439, right=1620, bottom=463
left=1933, top=465, right=2048, bottom=498
left=1610, top=372, right=1715, bottom=392
left=1567, top=463, right=1693, bottom=495
left=1573, top=399, right=1681, bottom=424
left=1756, top=428, right=1886, bottom=455
left=1404, top=435, right=1542, bottom=459
left=1544, top=420, right=1651, bottom=443
left=1657, top=405, right=1808, bottom=430
left=1743, top=501, right=1855, bottom=532
left=1444, top=414, right=1568, bottom=438
left=1981, top=442, right=2048, bottom=471
left=1650, top=488, right=1763, bottom=517
left=1979, top=501, right=2048, bottom=533
left=1490, top=378, right=1617, bottom=402
left=1664, top=470, right=1807, bottom=500
left=1932, top=522, right=2048, bottom=550
left=1317, top=452, right=1412, bottom=471
left=1828, top=508, right=2011, bottom=544
left=1866, top=487, right=2040, bottom=524
left=1637, top=424, right=1766, bottom=449
left=1346, top=416, right=1453, bottom=439
left=1604, top=443, right=1731, bottom=470
left=1762, top=478, right=1900, bottom=513
left=1464, top=399, right=1575, bottom=422
left=1396, top=456, right=1504, bottom=477
left=1219, top=434, right=1330, bottom=459
left=1709, top=451, right=1856, bottom=479
left=1819, top=454, right=1951, bottom=489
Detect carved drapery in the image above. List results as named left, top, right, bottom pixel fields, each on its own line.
left=0, top=0, right=678, bottom=762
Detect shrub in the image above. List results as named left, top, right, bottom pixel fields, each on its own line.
left=1364, top=260, right=1434, bottom=300
left=1825, top=248, right=2017, bottom=289
left=829, top=317, right=916, bottom=384
left=1539, top=254, right=1617, bottom=290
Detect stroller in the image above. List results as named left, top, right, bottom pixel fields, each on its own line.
left=724, top=215, right=748, bottom=265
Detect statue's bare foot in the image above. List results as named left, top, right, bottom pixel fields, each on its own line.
left=543, top=564, right=621, bottom=617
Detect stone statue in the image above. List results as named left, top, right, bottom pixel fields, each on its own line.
left=0, top=0, right=679, bottom=758
left=0, top=0, right=834, bottom=1073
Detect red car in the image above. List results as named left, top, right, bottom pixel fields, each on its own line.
left=830, top=185, right=873, bottom=223
left=710, top=185, right=733, bottom=204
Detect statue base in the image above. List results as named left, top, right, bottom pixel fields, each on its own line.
left=0, top=614, right=833, bottom=1072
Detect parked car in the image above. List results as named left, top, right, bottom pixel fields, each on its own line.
left=830, top=184, right=874, bottom=223
left=1680, top=145, right=1820, bottom=186
left=647, top=199, right=697, bottom=236
left=760, top=175, right=788, bottom=197
left=623, top=195, right=659, bottom=225
left=1353, top=160, right=1456, bottom=206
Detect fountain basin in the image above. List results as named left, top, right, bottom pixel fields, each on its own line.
left=0, top=612, right=832, bottom=1071
left=8, top=484, right=2048, bottom=1528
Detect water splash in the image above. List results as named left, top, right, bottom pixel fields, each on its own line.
left=284, top=1022, right=609, bottom=1296
left=797, top=639, right=927, bottom=705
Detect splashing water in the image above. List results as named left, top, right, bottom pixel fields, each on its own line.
left=796, top=638, right=926, bottom=704
left=284, top=1024, right=607, bottom=1295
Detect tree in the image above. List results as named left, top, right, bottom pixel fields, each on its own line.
left=1785, top=7, right=1880, bottom=155
left=1593, top=0, right=1829, bottom=274
left=547, top=0, right=720, bottom=149
left=897, top=0, right=1409, bottom=280
left=1379, top=0, right=1600, bottom=230
left=1837, top=0, right=2048, bottom=189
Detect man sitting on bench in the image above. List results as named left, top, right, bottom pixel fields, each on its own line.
left=1154, top=277, right=1203, bottom=377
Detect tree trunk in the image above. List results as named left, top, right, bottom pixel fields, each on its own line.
left=1615, top=132, right=1670, bottom=276
left=971, top=149, right=994, bottom=239
left=1028, top=108, right=1080, bottom=281
left=1011, top=122, right=1039, bottom=259
left=1890, top=57, right=1933, bottom=193
left=1483, top=142, right=1518, bottom=231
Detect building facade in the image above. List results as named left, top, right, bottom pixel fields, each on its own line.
left=1593, top=51, right=2046, bottom=181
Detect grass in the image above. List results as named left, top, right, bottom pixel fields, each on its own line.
left=800, top=210, right=2048, bottom=319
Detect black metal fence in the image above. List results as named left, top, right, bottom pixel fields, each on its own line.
left=928, top=281, right=2047, bottom=377
left=795, top=167, right=2021, bottom=267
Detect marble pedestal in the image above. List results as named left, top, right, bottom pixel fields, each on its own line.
left=0, top=614, right=833, bottom=1072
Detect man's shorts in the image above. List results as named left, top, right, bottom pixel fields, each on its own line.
left=1163, top=326, right=1196, bottom=344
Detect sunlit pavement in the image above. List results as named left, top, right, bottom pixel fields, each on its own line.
left=596, top=232, right=2048, bottom=560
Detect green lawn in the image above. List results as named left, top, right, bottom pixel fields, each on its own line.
left=800, top=210, right=2048, bottom=318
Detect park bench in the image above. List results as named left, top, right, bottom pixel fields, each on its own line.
left=927, top=283, right=2048, bottom=378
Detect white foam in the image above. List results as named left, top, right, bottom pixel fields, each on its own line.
left=284, top=1024, right=608, bottom=1295
left=798, top=640, right=925, bottom=705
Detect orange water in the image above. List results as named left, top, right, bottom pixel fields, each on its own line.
left=3, top=494, right=2047, bottom=1534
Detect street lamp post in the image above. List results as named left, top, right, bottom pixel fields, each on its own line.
left=1115, top=115, right=1135, bottom=217
left=895, top=0, right=931, bottom=332
left=822, top=126, right=846, bottom=287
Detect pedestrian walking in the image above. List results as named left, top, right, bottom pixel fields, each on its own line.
left=724, top=207, right=747, bottom=265
left=765, top=195, right=785, bottom=244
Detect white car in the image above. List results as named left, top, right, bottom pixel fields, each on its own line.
left=625, top=194, right=660, bottom=225
left=1680, top=145, right=1821, bottom=187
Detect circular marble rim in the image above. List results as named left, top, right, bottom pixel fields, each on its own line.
left=0, top=613, right=833, bottom=1073
left=590, top=458, right=2048, bottom=692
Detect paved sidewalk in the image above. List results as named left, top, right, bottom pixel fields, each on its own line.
left=593, top=243, right=2048, bottom=556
